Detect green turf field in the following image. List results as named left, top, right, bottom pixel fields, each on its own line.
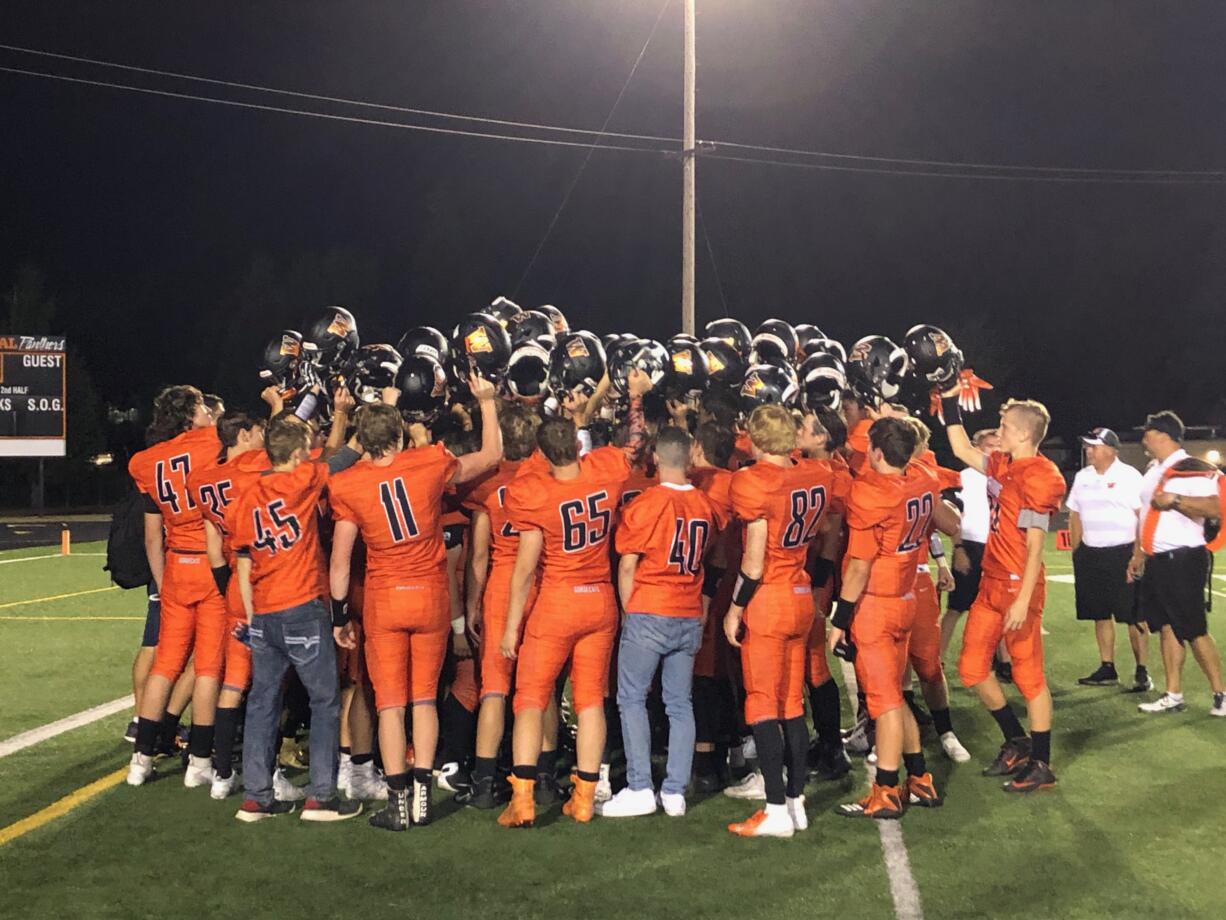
left=1, top=538, right=1224, bottom=920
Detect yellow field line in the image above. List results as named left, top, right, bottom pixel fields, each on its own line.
left=0, top=585, right=119, bottom=610
left=0, top=768, right=127, bottom=847
left=0, top=615, right=141, bottom=621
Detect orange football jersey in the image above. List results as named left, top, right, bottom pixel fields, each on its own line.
left=463, top=458, right=533, bottom=570
left=615, top=482, right=727, bottom=617
left=730, top=457, right=843, bottom=585
left=619, top=463, right=658, bottom=508
left=189, top=449, right=268, bottom=560
left=845, top=418, right=872, bottom=476
left=230, top=461, right=330, bottom=613
left=914, top=449, right=962, bottom=492
left=506, top=445, right=630, bottom=588
left=846, top=464, right=940, bottom=597
left=329, top=443, right=459, bottom=590
left=981, top=451, right=1066, bottom=580
left=128, top=427, right=221, bottom=552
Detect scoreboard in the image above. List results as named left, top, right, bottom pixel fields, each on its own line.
left=0, top=335, right=67, bottom=457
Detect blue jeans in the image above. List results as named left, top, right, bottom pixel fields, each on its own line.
left=242, top=599, right=339, bottom=805
left=617, top=613, right=703, bottom=796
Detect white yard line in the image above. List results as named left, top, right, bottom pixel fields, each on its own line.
left=0, top=553, right=105, bottom=565
left=0, top=695, right=133, bottom=759
left=878, top=821, right=924, bottom=920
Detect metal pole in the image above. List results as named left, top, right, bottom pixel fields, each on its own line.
left=681, top=0, right=696, bottom=336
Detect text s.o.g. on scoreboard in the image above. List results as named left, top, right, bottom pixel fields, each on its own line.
left=0, top=335, right=67, bottom=457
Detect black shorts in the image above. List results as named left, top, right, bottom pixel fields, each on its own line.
left=1141, top=547, right=1210, bottom=642
left=1073, top=543, right=1137, bottom=623
left=140, top=584, right=161, bottom=648
left=947, top=541, right=985, bottom=612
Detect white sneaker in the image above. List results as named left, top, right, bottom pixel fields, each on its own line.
left=184, top=755, right=215, bottom=788
left=126, top=752, right=156, bottom=787
left=210, top=771, right=240, bottom=800
left=435, top=762, right=465, bottom=793
left=595, top=763, right=613, bottom=803
left=595, top=786, right=657, bottom=817
left=723, top=770, right=766, bottom=800
left=1139, top=693, right=1187, bottom=714
left=349, top=761, right=389, bottom=800
left=939, top=731, right=971, bottom=763
left=336, top=753, right=353, bottom=798
left=1211, top=692, right=1226, bottom=717
left=786, top=795, right=808, bottom=831
left=273, top=767, right=306, bottom=802
left=730, top=802, right=794, bottom=838
left=740, top=735, right=758, bottom=761
left=660, top=791, right=686, bottom=817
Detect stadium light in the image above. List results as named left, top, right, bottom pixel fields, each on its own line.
left=89, top=452, right=114, bottom=467
left=1207, top=449, right=1221, bottom=464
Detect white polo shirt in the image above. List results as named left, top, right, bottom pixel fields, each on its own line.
left=1065, top=458, right=1142, bottom=548
left=959, top=467, right=991, bottom=544
left=1139, top=449, right=1219, bottom=553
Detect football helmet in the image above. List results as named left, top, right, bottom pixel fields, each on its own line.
left=486, top=296, right=523, bottom=328
left=508, top=310, right=557, bottom=350
left=846, top=335, right=909, bottom=406
left=704, top=318, right=751, bottom=357
left=800, top=336, right=847, bottom=363
left=750, top=319, right=799, bottom=368
left=396, top=326, right=450, bottom=366
left=739, top=363, right=799, bottom=415
left=903, top=324, right=964, bottom=389
left=793, top=324, right=826, bottom=359
left=699, top=337, right=747, bottom=390
left=258, top=330, right=309, bottom=394
left=301, top=306, right=359, bottom=371
left=537, top=304, right=569, bottom=336
left=504, top=342, right=553, bottom=403
left=549, top=332, right=607, bottom=398
left=451, top=312, right=512, bottom=381
left=798, top=352, right=845, bottom=412
left=395, top=354, right=449, bottom=423
left=663, top=339, right=709, bottom=398
left=346, top=343, right=403, bottom=404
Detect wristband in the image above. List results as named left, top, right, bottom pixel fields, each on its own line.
left=939, top=396, right=963, bottom=427
left=731, top=571, right=761, bottom=608
left=451, top=616, right=466, bottom=636
left=211, top=564, right=231, bottom=597
left=831, top=597, right=857, bottom=631
left=810, top=557, right=834, bottom=588
left=702, top=565, right=726, bottom=598
left=330, top=597, right=350, bottom=628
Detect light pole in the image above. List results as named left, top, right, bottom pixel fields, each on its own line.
left=681, top=0, right=696, bottom=335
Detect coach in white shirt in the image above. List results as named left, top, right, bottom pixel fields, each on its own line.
left=1066, top=428, right=1149, bottom=690
left=1127, top=411, right=1226, bottom=716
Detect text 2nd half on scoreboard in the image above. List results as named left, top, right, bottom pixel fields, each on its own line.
left=0, top=335, right=67, bottom=457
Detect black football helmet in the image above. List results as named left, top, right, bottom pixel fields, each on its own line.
left=667, top=333, right=700, bottom=349
left=508, top=310, right=557, bottom=350
left=504, top=342, right=553, bottom=403
left=451, top=312, right=512, bottom=381
left=751, top=319, right=799, bottom=368
left=699, top=337, right=747, bottom=390
left=395, top=354, right=449, bottom=423
left=800, top=336, right=847, bottom=363
left=606, top=338, right=644, bottom=397
left=396, top=326, right=450, bottom=367
left=798, top=352, right=846, bottom=412
left=704, top=318, right=751, bottom=357
left=301, top=306, right=359, bottom=372
left=258, top=330, right=308, bottom=392
left=663, top=339, right=709, bottom=398
left=793, top=324, right=826, bottom=358
left=537, top=304, right=569, bottom=336
left=903, top=324, right=964, bottom=389
left=346, top=343, right=403, bottom=404
left=549, top=332, right=607, bottom=398
left=486, top=296, right=522, bottom=329
left=739, top=363, right=799, bottom=415
left=847, top=335, right=909, bottom=406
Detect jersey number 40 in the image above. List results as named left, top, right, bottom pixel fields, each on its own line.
left=669, top=518, right=711, bottom=575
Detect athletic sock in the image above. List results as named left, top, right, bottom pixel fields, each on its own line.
left=782, top=717, right=809, bottom=798
left=511, top=764, right=536, bottom=781
left=575, top=770, right=600, bottom=783
left=351, top=752, right=373, bottom=767
left=1136, top=665, right=1148, bottom=681
left=750, top=721, right=786, bottom=806
left=212, top=707, right=240, bottom=778
left=385, top=771, right=409, bottom=792
left=1169, top=691, right=1184, bottom=702
left=188, top=724, right=214, bottom=759
left=412, top=767, right=433, bottom=788
left=931, top=707, right=954, bottom=736
left=1101, top=661, right=1117, bottom=674
left=134, top=717, right=160, bottom=756
left=876, top=768, right=900, bottom=788
left=903, top=751, right=927, bottom=777
left=157, top=711, right=182, bottom=749
left=693, top=749, right=716, bottom=775
left=989, top=703, right=1026, bottom=743
left=472, top=756, right=497, bottom=783
left=339, top=745, right=351, bottom=757
left=536, top=748, right=558, bottom=778
left=1030, top=730, right=1051, bottom=764
left=808, top=679, right=841, bottom=747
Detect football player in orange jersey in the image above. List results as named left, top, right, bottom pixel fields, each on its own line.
left=496, top=369, right=652, bottom=828
left=461, top=405, right=545, bottom=810
left=599, top=427, right=728, bottom=818
left=941, top=395, right=1066, bottom=792
left=229, top=412, right=364, bottom=823
left=328, top=376, right=503, bottom=831
left=723, top=404, right=844, bottom=839
left=126, top=385, right=227, bottom=788
left=829, top=418, right=960, bottom=819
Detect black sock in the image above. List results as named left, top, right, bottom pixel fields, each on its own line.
left=134, top=717, right=160, bottom=756
left=188, top=724, right=214, bottom=759
left=1030, top=730, right=1051, bottom=764
left=782, top=717, right=809, bottom=798
left=576, top=769, right=600, bottom=783
left=212, top=708, right=240, bottom=778
left=714, top=741, right=730, bottom=774
left=1101, top=660, right=1117, bottom=673
left=385, top=771, right=409, bottom=792
left=989, top=704, right=1026, bottom=743
left=1136, top=665, right=1148, bottom=679
left=339, top=745, right=351, bottom=757
left=876, top=768, right=900, bottom=788
left=931, top=707, right=954, bottom=736
left=438, top=695, right=476, bottom=765
left=750, top=721, right=786, bottom=806
left=351, top=752, right=373, bottom=766
left=511, top=764, right=536, bottom=781
left=157, top=711, right=181, bottom=748
left=412, top=767, right=433, bottom=787
left=536, top=748, right=557, bottom=778
left=693, top=749, right=715, bottom=774
left=473, top=756, right=497, bottom=782
left=808, top=679, right=841, bottom=747
left=903, top=751, right=927, bottom=777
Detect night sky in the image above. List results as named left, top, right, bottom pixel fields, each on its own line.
left=4, top=0, right=1226, bottom=444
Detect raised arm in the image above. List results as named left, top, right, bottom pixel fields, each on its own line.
left=453, top=374, right=503, bottom=484
left=939, top=388, right=988, bottom=474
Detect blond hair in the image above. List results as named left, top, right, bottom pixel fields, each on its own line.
left=1001, top=399, right=1050, bottom=444
left=902, top=416, right=931, bottom=456
left=747, top=404, right=797, bottom=455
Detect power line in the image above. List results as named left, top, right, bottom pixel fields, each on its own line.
left=514, top=0, right=672, bottom=297
left=696, top=194, right=729, bottom=317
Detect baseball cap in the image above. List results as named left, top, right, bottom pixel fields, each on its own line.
left=1080, top=427, right=1120, bottom=449
left=1143, top=411, right=1185, bottom=443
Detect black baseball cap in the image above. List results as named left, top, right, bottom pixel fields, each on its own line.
left=1081, top=427, right=1120, bottom=449
left=1143, top=411, right=1185, bottom=443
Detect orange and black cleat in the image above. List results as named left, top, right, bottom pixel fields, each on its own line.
left=906, top=772, right=943, bottom=808
left=497, top=776, right=536, bottom=828
left=982, top=737, right=1031, bottom=777
left=562, top=774, right=597, bottom=823
left=1003, top=759, right=1057, bottom=793
left=837, top=783, right=904, bottom=820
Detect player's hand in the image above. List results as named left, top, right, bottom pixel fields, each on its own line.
left=937, top=566, right=956, bottom=593
left=469, top=372, right=496, bottom=403
left=627, top=367, right=653, bottom=398
left=333, top=621, right=357, bottom=650
left=666, top=399, right=689, bottom=426
left=1150, top=490, right=1177, bottom=511
left=827, top=625, right=845, bottom=655
left=452, top=631, right=473, bottom=660
left=407, top=422, right=430, bottom=448
left=332, top=384, right=356, bottom=416
left=724, top=608, right=743, bottom=648
left=1003, top=597, right=1028, bottom=632
left=380, top=386, right=401, bottom=406
left=500, top=626, right=519, bottom=660
left=466, top=602, right=483, bottom=640
left=559, top=388, right=589, bottom=425
left=1126, top=552, right=1146, bottom=583
left=261, top=386, right=285, bottom=414
left=452, top=402, right=473, bottom=431
left=952, top=546, right=971, bottom=575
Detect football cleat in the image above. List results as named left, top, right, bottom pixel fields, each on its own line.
left=273, top=767, right=307, bottom=802
left=939, top=731, right=972, bottom=764
left=842, top=717, right=873, bottom=756
left=278, top=736, right=309, bottom=770
left=183, top=755, right=216, bottom=789
left=435, top=762, right=470, bottom=795
left=235, top=798, right=297, bottom=823
left=535, top=771, right=562, bottom=807
left=349, top=762, right=389, bottom=801
left=1138, top=693, right=1187, bottom=714
left=906, top=772, right=943, bottom=808
left=982, top=738, right=1032, bottom=777
left=299, top=797, right=363, bottom=822
left=594, top=763, right=613, bottom=804
left=336, top=753, right=353, bottom=798
left=497, top=776, right=537, bottom=828
left=1003, top=759, right=1057, bottom=793
left=457, top=775, right=500, bottom=810
left=210, top=771, right=240, bottom=801
left=729, top=804, right=794, bottom=838
left=837, top=783, right=904, bottom=820
left=562, top=774, right=597, bottom=823
left=1124, top=670, right=1154, bottom=694
left=810, top=742, right=852, bottom=780
left=368, top=788, right=410, bottom=832
left=1078, top=664, right=1119, bottom=686
left=691, top=771, right=723, bottom=794
left=659, top=791, right=687, bottom=817
left=723, top=771, right=766, bottom=800
left=786, top=795, right=809, bottom=831
left=123, top=720, right=137, bottom=744
left=411, top=777, right=433, bottom=826
left=1211, top=692, right=1226, bottom=717
left=125, top=752, right=156, bottom=787
left=740, top=735, right=758, bottom=761
left=594, top=786, right=657, bottom=818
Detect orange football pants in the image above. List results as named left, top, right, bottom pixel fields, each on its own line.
left=741, top=583, right=816, bottom=724
left=959, top=575, right=1047, bottom=701
left=851, top=592, right=916, bottom=719
left=152, top=549, right=227, bottom=681
left=693, top=568, right=734, bottom=679
left=908, top=573, right=944, bottom=685
left=220, top=574, right=251, bottom=693
left=806, top=578, right=835, bottom=687
left=513, top=582, right=617, bottom=715
left=479, top=566, right=538, bottom=700
left=364, top=581, right=450, bottom=711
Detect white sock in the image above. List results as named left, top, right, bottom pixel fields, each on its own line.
left=766, top=802, right=789, bottom=818
left=1169, top=692, right=1184, bottom=701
